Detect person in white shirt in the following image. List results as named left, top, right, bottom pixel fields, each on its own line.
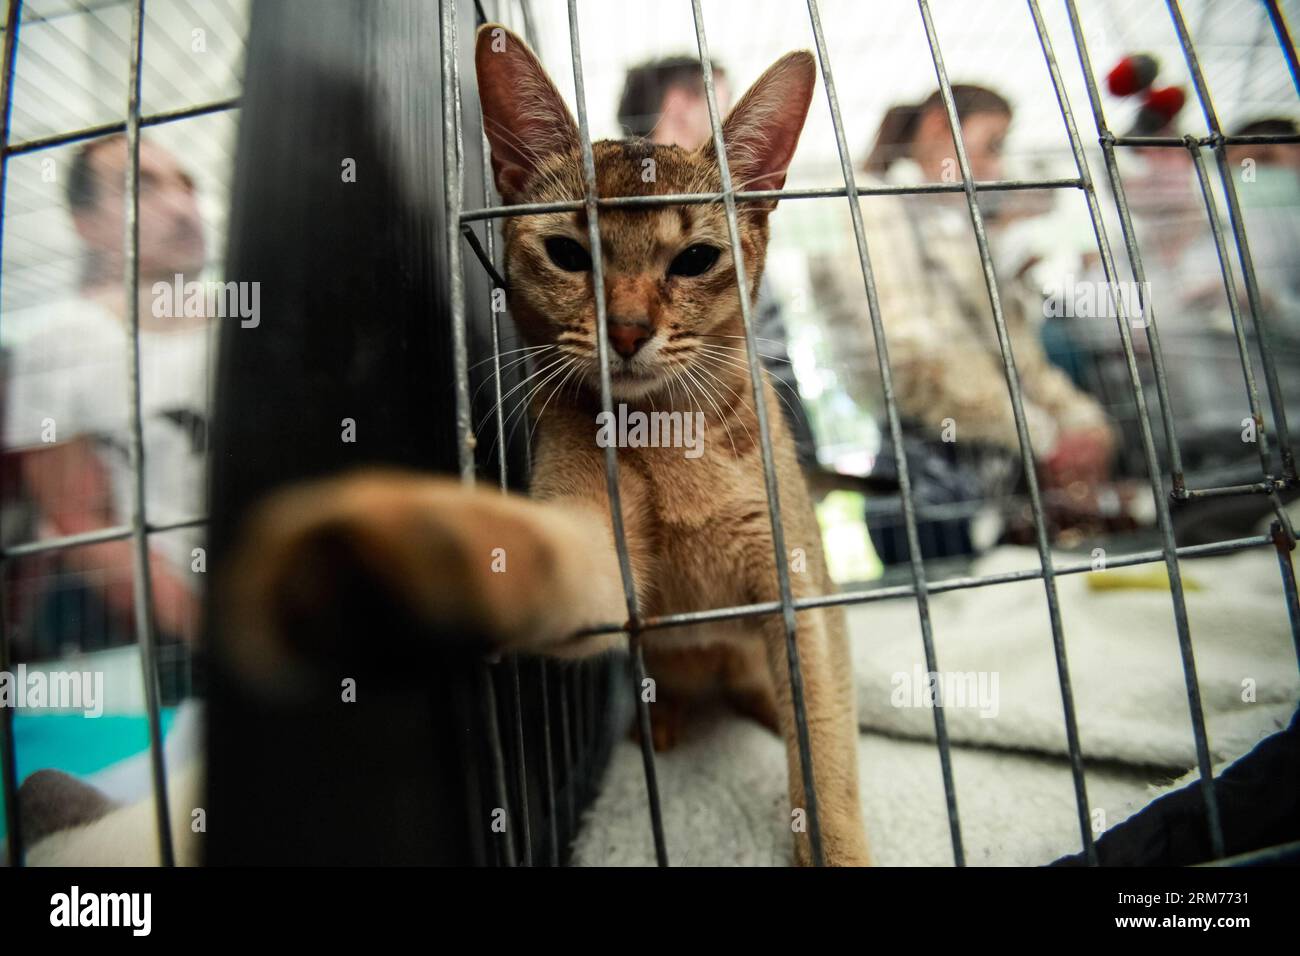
left=3, top=134, right=213, bottom=689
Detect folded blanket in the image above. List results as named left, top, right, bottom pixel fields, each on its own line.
left=574, top=543, right=1298, bottom=866
left=850, top=545, right=1298, bottom=768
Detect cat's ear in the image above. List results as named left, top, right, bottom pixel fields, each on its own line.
left=704, top=51, right=816, bottom=206
left=475, top=24, right=580, bottom=202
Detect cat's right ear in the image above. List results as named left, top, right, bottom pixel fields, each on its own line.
left=475, top=24, right=580, bottom=202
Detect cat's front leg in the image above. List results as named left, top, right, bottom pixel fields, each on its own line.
left=220, top=468, right=641, bottom=689
left=757, top=602, right=870, bottom=867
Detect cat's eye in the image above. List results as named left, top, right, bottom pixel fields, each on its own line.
left=668, top=244, right=721, bottom=278
left=544, top=236, right=592, bottom=272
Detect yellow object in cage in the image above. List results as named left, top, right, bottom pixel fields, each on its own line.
left=1087, top=565, right=1204, bottom=593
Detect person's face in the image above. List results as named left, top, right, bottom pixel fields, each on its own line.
left=75, top=138, right=206, bottom=278
left=911, top=106, right=1009, bottom=183
left=1226, top=142, right=1300, bottom=176
left=1125, top=145, right=1198, bottom=220
left=960, top=111, right=1010, bottom=182
left=650, top=74, right=732, bottom=150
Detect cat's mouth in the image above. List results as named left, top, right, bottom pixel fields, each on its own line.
left=603, top=356, right=666, bottom=400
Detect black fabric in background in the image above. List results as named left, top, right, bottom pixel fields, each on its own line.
left=203, top=0, right=622, bottom=865
left=1051, top=707, right=1300, bottom=866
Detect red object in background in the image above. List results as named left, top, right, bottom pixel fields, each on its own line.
left=1106, top=53, right=1159, bottom=96
left=1143, top=86, right=1186, bottom=122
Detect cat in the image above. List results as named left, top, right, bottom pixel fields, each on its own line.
left=221, top=24, right=870, bottom=867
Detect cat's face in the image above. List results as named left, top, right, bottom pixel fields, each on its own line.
left=476, top=26, right=815, bottom=402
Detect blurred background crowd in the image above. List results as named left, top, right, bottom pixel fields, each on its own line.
left=0, top=2, right=1296, bottom=837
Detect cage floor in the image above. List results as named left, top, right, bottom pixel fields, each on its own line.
left=574, top=544, right=1298, bottom=866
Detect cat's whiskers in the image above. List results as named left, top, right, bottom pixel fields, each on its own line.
left=475, top=353, right=569, bottom=437
left=526, top=356, right=582, bottom=451
left=676, top=362, right=742, bottom=459
left=495, top=354, right=576, bottom=461
left=684, top=359, right=758, bottom=454
left=470, top=345, right=556, bottom=408
left=694, top=337, right=794, bottom=363
left=694, top=348, right=805, bottom=435
left=470, top=343, right=553, bottom=372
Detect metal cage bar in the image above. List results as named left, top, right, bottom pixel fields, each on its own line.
left=0, top=0, right=23, bottom=870
left=916, top=0, right=1096, bottom=863
left=689, top=0, right=825, bottom=865
left=1264, top=0, right=1299, bottom=96
left=1168, top=0, right=1295, bottom=483
left=1038, top=0, right=1225, bottom=860
left=471, top=0, right=535, bottom=868
left=1058, top=1, right=1187, bottom=495
left=123, top=0, right=175, bottom=869
left=1186, top=140, right=1275, bottom=480
left=460, top=177, right=1086, bottom=222
left=440, top=0, right=521, bottom=864
left=804, top=0, right=965, bottom=867
left=4, top=96, right=239, bottom=157
left=564, top=0, right=669, bottom=866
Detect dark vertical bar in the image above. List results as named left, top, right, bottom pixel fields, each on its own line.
left=564, top=0, right=668, bottom=866
left=558, top=665, right=575, bottom=837
left=571, top=662, right=585, bottom=792
left=628, top=633, right=667, bottom=864
left=538, top=658, right=559, bottom=865
left=441, top=0, right=474, bottom=482
left=688, top=0, right=823, bottom=866
left=916, top=0, right=1095, bottom=863
left=1060, top=0, right=1186, bottom=493
left=476, top=662, right=516, bottom=865
left=207, top=0, right=480, bottom=866
left=1264, top=0, right=1299, bottom=97
left=124, top=0, right=175, bottom=868
left=0, top=0, right=25, bottom=869
left=473, top=0, right=532, bottom=867
left=1168, top=0, right=1295, bottom=482
left=1270, top=512, right=1300, bottom=669
left=507, top=657, right=531, bottom=864
left=1045, top=0, right=1224, bottom=862
left=805, top=0, right=965, bottom=866
left=1185, top=142, right=1274, bottom=478
left=443, top=0, right=518, bottom=866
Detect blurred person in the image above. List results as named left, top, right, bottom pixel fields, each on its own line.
left=1079, top=116, right=1299, bottom=466
left=618, top=55, right=819, bottom=468
left=1097, top=116, right=1300, bottom=539
left=1200, top=118, right=1300, bottom=330
left=2, top=135, right=213, bottom=695
left=810, top=86, right=1116, bottom=562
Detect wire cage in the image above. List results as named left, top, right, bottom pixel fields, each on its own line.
left=0, top=0, right=1296, bottom=868
left=440, top=0, right=1300, bottom=867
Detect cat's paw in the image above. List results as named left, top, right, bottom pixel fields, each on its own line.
left=220, top=469, right=618, bottom=690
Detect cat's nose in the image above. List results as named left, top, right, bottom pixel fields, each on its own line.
left=607, top=318, right=651, bottom=359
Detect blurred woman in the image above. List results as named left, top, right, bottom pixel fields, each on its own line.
left=811, top=86, right=1115, bottom=563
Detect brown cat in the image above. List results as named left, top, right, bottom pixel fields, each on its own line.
left=223, top=24, right=869, bottom=866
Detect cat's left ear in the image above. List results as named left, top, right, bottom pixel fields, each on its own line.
left=703, top=51, right=817, bottom=206
left=475, top=23, right=580, bottom=202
